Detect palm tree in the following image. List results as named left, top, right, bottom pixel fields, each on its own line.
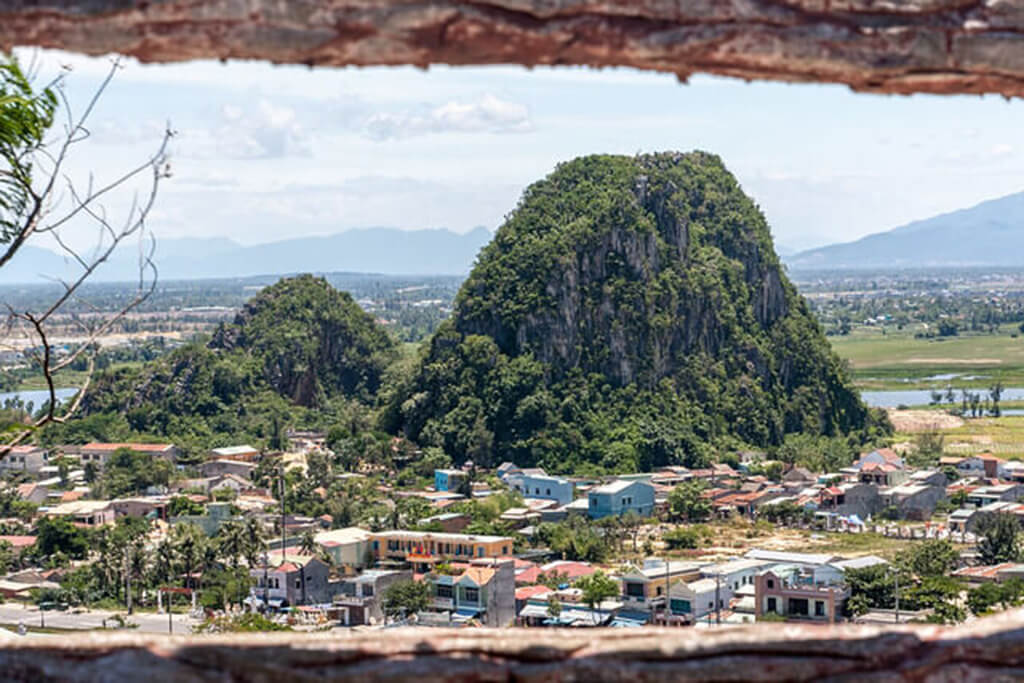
left=299, top=529, right=317, bottom=557
left=242, top=517, right=265, bottom=567
left=217, top=519, right=246, bottom=569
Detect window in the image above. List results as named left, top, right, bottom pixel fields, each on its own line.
left=789, top=598, right=809, bottom=616
left=767, top=597, right=777, bottom=613
left=477, top=547, right=484, bottom=557
left=766, top=579, right=774, bottom=589
left=362, top=585, right=374, bottom=597
left=655, top=586, right=663, bottom=596
left=437, top=584, right=453, bottom=598
left=502, top=546, right=508, bottom=555
left=815, top=601, right=825, bottom=617
left=625, top=582, right=645, bottom=598
left=546, top=489, right=551, bottom=496
left=463, top=587, right=480, bottom=603
left=295, top=578, right=302, bottom=589
left=670, top=598, right=691, bottom=614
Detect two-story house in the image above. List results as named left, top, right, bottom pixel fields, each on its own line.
left=333, top=568, right=411, bottom=625
left=508, top=472, right=574, bottom=506
left=369, top=530, right=514, bottom=572
left=618, top=559, right=704, bottom=613
left=434, top=469, right=467, bottom=493
left=422, top=559, right=516, bottom=626
left=587, top=480, right=655, bottom=519
left=754, top=565, right=850, bottom=623
left=77, top=442, right=180, bottom=468
left=0, top=445, right=49, bottom=476
left=250, top=551, right=332, bottom=608
left=314, top=527, right=372, bottom=569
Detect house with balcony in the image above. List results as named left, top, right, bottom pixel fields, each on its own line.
left=754, top=565, right=850, bottom=623
left=587, top=480, right=655, bottom=519
left=333, top=568, right=411, bottom=625
left=369, top=530, right=514, bottom=571
left=618, top=559, right=704, bottom=613
left=421, top=559, right=516, bottom=627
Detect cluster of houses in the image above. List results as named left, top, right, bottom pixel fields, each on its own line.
left=4, top=437, right=1024, bottom=629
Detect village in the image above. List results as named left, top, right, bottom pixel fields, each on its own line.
left=0, top=433, right=1020, bottom=634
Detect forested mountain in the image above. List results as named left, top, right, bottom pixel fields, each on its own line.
left=789, top=191, right=1024, bottom=269
left=73, top=276, right=397, bottom=452
left=386, top=152, right=875, bottom=474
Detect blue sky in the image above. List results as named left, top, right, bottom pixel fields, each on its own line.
left=18, top=48, right=1024, bottom=253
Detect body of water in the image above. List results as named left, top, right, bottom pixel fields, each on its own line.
left=0, top=388, right=78, bottom=407
left=862, top=387, right=1024, bottom=408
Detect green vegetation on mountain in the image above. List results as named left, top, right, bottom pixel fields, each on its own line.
left=59, top=275, right=397, bottom=455
left=387, top=152, right=884, bottom=473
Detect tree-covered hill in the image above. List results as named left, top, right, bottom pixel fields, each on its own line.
left=73, top=275, right=397, bottom=452
left=386, top=152, right=878, bottom=473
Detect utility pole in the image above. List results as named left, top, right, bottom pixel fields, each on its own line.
left=167, top=591, right=172, bottom=635
left=664, top=557, right=670, bottom=624
left=263, top=549, right=270, bottom=612
left=280, top=470, right=287, bottom=563
left=125, top=551, right=133, bottom=615
left=893, top=568, right=900, bottom=624
left=714, top=572, right=721, bottom=626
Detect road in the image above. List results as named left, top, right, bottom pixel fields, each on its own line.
left=0, top=603, right=197, bottom=634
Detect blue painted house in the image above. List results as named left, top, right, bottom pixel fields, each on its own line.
left=587, top=480, right=655, bottom=519
left=509, top=473, right=574, bottom=505
left=435, top=468, right=467, bottom=493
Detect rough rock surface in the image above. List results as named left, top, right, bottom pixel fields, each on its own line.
left=4, top=617, right=1024, bottom=681
left=5, top=1, right=1024, bottom=96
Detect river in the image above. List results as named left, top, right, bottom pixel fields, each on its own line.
left=861, top=388, right=1024, bottom=408
left=0, top=388, right=78, bottom=407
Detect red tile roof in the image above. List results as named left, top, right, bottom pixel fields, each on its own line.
left=81, top=442, right=173, bottom=452
left=0, top=535, right=36, bottom=549
left=515, top=585, right=552, bottom=601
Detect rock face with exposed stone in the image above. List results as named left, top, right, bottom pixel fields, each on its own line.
left=5, top=616, right=1024, bottom=681
left=5, top=1, right=1024, bottom=96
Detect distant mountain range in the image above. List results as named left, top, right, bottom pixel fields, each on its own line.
left=788, top=191, right=1024, bottom=269
left=0, top=227, right=493, bottom=283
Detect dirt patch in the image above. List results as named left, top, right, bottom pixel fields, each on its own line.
left=888, top=409, right=964, bottom=432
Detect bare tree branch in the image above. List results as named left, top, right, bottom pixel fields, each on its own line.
left=0, top=56, right=172, bottom=457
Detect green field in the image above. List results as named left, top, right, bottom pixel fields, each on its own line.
left=829, top=325, right=1024, bottom=390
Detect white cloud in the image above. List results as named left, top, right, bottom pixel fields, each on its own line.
left=180, top=99, right=311, bottom=159
left=364, top=94, right=532, bottom=141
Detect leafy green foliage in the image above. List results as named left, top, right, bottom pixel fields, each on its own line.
left=662, top=527, right=701, bottom=550
left=576, top=570, right=620, bottom=612
left=976, top=513, right=1023, bottom=565
left=92, top=447, right=173, bottom=498
left=392, top=153, right=877, bottom=472
left=382, top=579, right=431, bottom=621
left=63, top=275, right=398, bottom=457
left=0, top=54, right=57, bottom=244
left=535, top=517, right=610, bottom=563
left=33, top=517, right=90, bottom=560
left=210, top=274, right=398, bottom=406
left=666, top=480, right=712, bottom=523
